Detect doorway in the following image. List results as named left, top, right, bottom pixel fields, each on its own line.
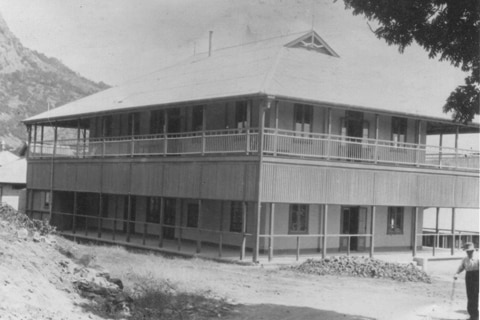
left=340, top=206, right=367, bottom=251
left=345, top=111, right=364, bottom=159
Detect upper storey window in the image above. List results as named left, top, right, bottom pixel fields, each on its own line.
left=392, top=117, right=407, bottom=146
left=235, top=101, right=249, bottom=129
left=294, top=104, right=313, bottom=136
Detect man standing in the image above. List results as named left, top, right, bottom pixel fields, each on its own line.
left=454, top=242, right=479, bottom=320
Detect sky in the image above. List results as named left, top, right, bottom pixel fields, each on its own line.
left=0, top=0, right=478, bottom=148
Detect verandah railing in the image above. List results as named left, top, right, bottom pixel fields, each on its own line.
left=29, top=128, right=479, bottom=171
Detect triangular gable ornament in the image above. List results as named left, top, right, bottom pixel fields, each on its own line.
left=285, top=30, right=339, bottom=57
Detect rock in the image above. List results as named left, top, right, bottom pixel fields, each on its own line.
left=16, top=228, right=28, bottom=240
left=33, top=231, right=41, bottom=242
left=108, top=278, right=124, bottom=290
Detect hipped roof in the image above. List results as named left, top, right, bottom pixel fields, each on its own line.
left=23, top=30, right=480, bottom=132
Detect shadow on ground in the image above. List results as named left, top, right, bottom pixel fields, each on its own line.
left=225, top=303, right=375, bottom=320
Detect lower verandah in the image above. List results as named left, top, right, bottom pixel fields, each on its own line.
left=28, top=192, right=440, bottom=262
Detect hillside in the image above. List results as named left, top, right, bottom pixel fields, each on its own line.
left=0, top=12, right=108, bottom=150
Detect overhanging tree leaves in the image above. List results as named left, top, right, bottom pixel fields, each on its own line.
left=340, top=0, right=479, bottom=123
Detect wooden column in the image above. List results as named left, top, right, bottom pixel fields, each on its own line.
left=158, top=197, right=164, bottom=248
left=201, top=105, right=206, bottom=155
left=273, top=101, right=279, bottom=156
left=32, top=124, right=37, bottom=156
left=49, top=124, right=57, bottom=222
left=178, top=199, right=183, bottom=252
left=126, top=195, right=131, bottom=243
left=326, top=108, right=332, bottom=159
left=412, top=207, right=418, bottom=257
left=322, top=204, right=328, bottom=259
left=451, top=208, right=456, bottom=255
left=370, top=206, right=376, bottom=258
left=434, top=207, right=440, bottom=256
left=454, top=126, right=459, bottom=168
left=219, top=201, right=225, bottom=258
left=40, top=125, right=44, bottom=156
left=196, top=199, right=202, bottom=254
left=416, top=120, right=422, bottom=167
left=374, top=115, right=379, bottom=163
left=253, top=97, right=271, bottom=262
left=72, top=192, right=77, bottom=234
left=438, top=133, right=443, bottom=168
left=76, top=120, right=81, bottom=158
left=97, top=194, right=103, bottom=238
left=240, top=202, right=247, bottom=260
left=268, top=203, right=275, bottom=262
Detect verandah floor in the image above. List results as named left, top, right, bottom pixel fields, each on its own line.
left=58, top=229, right=465, bottom=266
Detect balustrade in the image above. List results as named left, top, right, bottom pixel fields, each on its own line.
left=29, top=128, right=479, bottom=171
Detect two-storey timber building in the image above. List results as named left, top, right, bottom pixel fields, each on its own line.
left=23, top=31, right=479, bottom=262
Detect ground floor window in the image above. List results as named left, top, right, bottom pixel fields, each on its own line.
left=187, top=203, right=199, bottom=228
left=289, top=204, right=308, bottom=234
left=146, top=197, right=161, bottom=223
left=387, top=207, right=404, bottom=234
left=230, top=201, right=243, bottom=232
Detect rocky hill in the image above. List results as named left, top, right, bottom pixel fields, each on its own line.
left=0, top=13, right=108, bottom=151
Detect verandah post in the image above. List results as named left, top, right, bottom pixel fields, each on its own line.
left=370, top=206, right=375, bottom=258
left=322, top=204, right=328, bottom=259
left=196, top=199, right=202, bottom=254
left=158, top=197, right=164, bottom=248
left=451, top=208, right=456, bottom=256
left=268, top=203, right=275, bottom=262
left=412, top=207, right=418, bottom=257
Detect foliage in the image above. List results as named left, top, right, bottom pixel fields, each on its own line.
left=340, top=0, right=479, bottom=123
left=126, top=272, right=234, bottom=320
left=289, top=256, right=431, bottom=283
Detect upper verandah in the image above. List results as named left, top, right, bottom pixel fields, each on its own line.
left=23, top=30, right=478, bottom=128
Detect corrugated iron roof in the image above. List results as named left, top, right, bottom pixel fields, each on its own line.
left=0, top=158, right=26, bottom=184
left=23, top=30, right=480, bottom=128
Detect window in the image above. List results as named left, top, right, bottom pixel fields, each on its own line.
left=191, top=106, right=204, bottom=132
left=150, top=110, right=165, bottom=134
left=230, top=201, right=244, bottom=232
left=186, top=203, right=199, bottom=228
left=235, top=101, right=248, bottom=129
left=43, top=191, right=51, bottom=209
left=289, top=204, right=309, bottom=234
left=146, top=197, right=161, bottom=223
left=387, top=207, right=404, bottom=234
left=392, top=117, right=407, bottom=146
left=128, top=112, right=141, bottom=136
left=294, top=104, right=313, bottom=136
left=103, top=116, right=113, bottom=137
left=101, top=195, right=109, bottom=217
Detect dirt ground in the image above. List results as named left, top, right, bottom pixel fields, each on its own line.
left=0, top=222, right=472, bottom=320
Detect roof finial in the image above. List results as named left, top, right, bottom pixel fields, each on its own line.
left=311, top=0, right=315, bottom=31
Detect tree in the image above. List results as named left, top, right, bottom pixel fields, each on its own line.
left=340, top=0, right=479, bottom=123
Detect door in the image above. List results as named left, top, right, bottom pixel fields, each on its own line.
left=163, top=198, right=176, bottom=239
left=345, top=111, right=363, bottom=159
left=340, top=206, right=367, bottom=251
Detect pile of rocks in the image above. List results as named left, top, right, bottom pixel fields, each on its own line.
left=0, top=204, right=56, bottom=242
left=58, top=259, right=133, bottom=318
left=290, top=256, right=431, bottom=283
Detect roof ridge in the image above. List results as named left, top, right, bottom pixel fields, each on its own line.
left=197, top=30, right=311, bottom=55
left=260, top=47, right=285, bottom=94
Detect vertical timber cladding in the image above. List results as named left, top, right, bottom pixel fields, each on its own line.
left=373, top=171, right=418, bottom=206
left=261, top=163, right=377, bottom=204
left=455, top=176, right=479, bottom=208
left=28, top=161, right=51, bottom=189
left=129, top=159, right=258, bottom=200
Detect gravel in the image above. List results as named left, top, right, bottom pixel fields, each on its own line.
left=288, top=256, right=431, bottom=283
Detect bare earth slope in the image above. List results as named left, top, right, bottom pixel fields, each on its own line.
left=0, top=207, right=470, bottom=320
